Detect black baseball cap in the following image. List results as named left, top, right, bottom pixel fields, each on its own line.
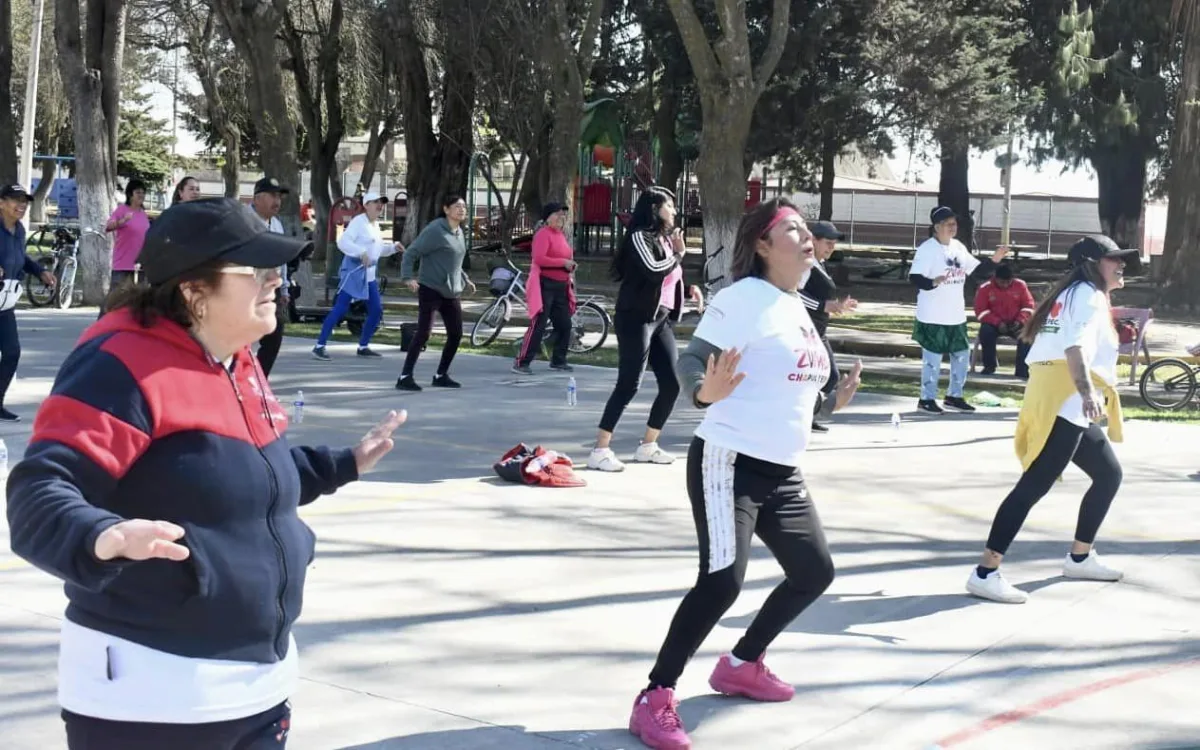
left=0, top=184, right=31, bottom=201
left=541, top=201, right=568, bottom=222
left=1066, top=235, right=1139, bottom=268
left=930, top=206, right=957, bottom=225
left=137, top=197, right=311, bottom=285
left=253, top=177, right=290, bottom=195
left=810, top=220, right=845, bottom=240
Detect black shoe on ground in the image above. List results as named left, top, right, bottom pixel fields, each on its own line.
left=549, top=362, right=574, bottom=372
left=917, top=399, right=944, bottom=414
left=980, top=367, right=996, bottom=376
left=395, top=375, right=422, bottom=391
left=432, top=374, right=461, bottom=388
left=811, top=421, right=830, bottom=433
left=944, top=396, right=976, bottom=412
left=357, top=347, right=383, bottom=358
left=1015, top=371, right=1030, bottom=381
left=512, top=363, right=533, bottom=375
left=311, top=346, right=332, bottom=362
left=0, top=408, right=20, bottom=422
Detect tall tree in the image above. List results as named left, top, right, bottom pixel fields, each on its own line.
left=663, top=0, right=790, bottom=283
left=543, top=0, right=604, bottom=203
left=1158, top=0, right=1200, bottom=306
left=55, top=0, right=128, bottom=304
left=0, top=0, right=18, bottom=184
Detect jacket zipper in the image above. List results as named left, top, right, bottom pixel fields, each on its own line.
left=222, top=362, right=289, bottom=660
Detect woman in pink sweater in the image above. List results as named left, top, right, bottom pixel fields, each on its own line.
left=101, top=179, right=150, bottom=315
left=513, top=201, right=578, bottom=373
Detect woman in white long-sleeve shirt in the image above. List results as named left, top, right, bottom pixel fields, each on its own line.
left=312, top=193, right=401, bottom=360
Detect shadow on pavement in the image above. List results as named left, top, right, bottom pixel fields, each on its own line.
left=335, top=724, right=633, bottom=749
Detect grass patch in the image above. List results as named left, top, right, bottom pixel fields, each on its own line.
left=834, top=313, right=983, bottom=341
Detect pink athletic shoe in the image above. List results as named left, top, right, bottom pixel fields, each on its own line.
left=629, top=687, right=691, bottom=750
left=708, top=654, right=795, bottom=702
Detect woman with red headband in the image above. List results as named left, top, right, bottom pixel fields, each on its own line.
left=628, top=197, right=862, bottom=750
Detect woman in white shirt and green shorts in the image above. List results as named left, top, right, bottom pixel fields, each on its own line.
left=627, top=198, right=864, bottom=750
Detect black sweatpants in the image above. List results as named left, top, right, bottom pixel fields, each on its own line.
left=647, top=437, right=835, bottom=689
left=979, top=322, right=1031, bottom=377
left=63, top=701, right=290, bottom=750
left=598, top=310, right=680, bottom=433
left=516, top=277, right=571, bottom=367
left=986, top=417, right=1122, bottom=555
left=256, top=288, right=286, bottom=378
left=0, top=309, right=19, bottom=408
left=402, top=284, right=464, bottom=378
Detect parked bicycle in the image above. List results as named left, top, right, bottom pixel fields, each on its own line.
left=25, top=225, right=91, bottom=309
left=469, top=248, right=610, bottom=354
left=1139, top=347, right=1200, bottom=411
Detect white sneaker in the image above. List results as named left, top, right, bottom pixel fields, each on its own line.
left=1062, top=551, right=1123, bottom=582
left=587, top=448, right=626, bottom=472
left=966, top=568, right=1029, bottom=604
left=632, top=442, right=675, bottom=465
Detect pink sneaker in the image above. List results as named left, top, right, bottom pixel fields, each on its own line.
left=708, top=654, right=795, bottom=702
left=629, top=687, right=691, bottom=750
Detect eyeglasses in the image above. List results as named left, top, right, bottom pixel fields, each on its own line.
left=220, top=266, right=279, bottom=284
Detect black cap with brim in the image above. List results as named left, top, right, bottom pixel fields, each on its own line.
left=810, top=220, right=845, bottom=240
left=541, top=201, right=568, bottom=222
left=930, top=206, right=957, bottom=225
left=0, top=184, right=31, bottom=201
left=1066, top=235, right=1140, bottom=268
left=138, top=197, right=311, bottom=285
left=254, top=177, right=290, bottom=195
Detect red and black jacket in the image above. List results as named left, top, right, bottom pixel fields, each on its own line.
left=5, top=309, right=358, bottom=663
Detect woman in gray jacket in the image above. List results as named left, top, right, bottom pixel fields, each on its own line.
left=397, top=194, right=476, bottom=391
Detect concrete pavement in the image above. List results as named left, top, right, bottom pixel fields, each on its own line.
left=2, top=309, right=1199, bottom=750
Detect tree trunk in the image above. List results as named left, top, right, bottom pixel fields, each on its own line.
left=695, top=100, right=754, bottom=289
left=543, top=0, right=602, bottom=205
left=937, top=139, right=973, bottom=248
left=220, top=127, right=240, bottom=197
left=1158, top=1, right=1200, bottom=309
left=547, top=88, right=583, bottom=202
left=0, top=0, right=17, bottom=185
left=30, top=157, right=56, bottom=222
left=654, top=66, right=684, bottom=195
left=1092, top=144, right=1146, bottom=249
left=819, top=130, right=837, bottom=221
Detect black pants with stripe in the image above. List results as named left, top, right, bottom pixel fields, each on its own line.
left=647, top=437, right=835, bottom=689
left=63, top=701, right=290, bottom=750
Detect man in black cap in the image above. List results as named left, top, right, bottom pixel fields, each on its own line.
left=0, top=184, right=57, bottom=421
left=800, top=220, right=857, bottom=432
left=248, top=177, right=291, bottom=377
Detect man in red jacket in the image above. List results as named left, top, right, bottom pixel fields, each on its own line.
left=973, top=263, right=1034, bottom=378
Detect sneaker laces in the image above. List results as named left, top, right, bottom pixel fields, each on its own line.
left=653, top=698, right=683, bottom=730
left=754, top=656, right=781, bottom=682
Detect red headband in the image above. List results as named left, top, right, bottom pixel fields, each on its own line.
left=763, top=206, right=802, bottom=235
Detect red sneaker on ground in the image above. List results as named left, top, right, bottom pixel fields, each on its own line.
left=708, top=653, right=795, bottom=702
left=629, top=686, right=691, bottom=750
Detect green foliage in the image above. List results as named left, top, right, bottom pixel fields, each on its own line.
left=117, top=50, right=173, bottom=185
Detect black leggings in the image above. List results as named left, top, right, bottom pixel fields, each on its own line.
left=598, top=311, right=680, bottom=433
left=402, top=284, right=463, bottom=377
left=986, top=417, right=1123, bottom=555
left=63, top=701, right=290, bottom=749
left=0, top=309, right=19, bottom=408
left=256, top=288, right=286, bottom=378
left=648, top=437, right=835, bottom=689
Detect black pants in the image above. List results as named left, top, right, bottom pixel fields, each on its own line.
left=979, top=322, right=1031, bottom=377
left=402, top=284, right=463, bottom=378
left=648, top=437, right=835, bottom=689
left=63, top=701, right=290, bottom=750
left=986, top=417, right=1122, bottom=555
left=516, top=277, right=571, bottom=367
left=0, top=309, right=19, bottom=408
left=598, top=310, right=680, bottom=433
left=256, top=289, right=286, bottom=378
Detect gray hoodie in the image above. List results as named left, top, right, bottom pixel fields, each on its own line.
left=400, top=217, right=469, bottom=298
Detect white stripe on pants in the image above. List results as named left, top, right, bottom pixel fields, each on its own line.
left=701, top=441, right=738, bottom=573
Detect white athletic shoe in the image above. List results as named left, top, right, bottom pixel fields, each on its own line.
left=966, top=568, right=1029, bottom=604
left=633, top=442, right=675, bottom=465
left=1062, top=551, right=1123, bottom=582
left=587, top=448, right=626, bottom=472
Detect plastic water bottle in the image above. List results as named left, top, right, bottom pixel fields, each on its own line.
left=0, top=438, right=8, bottom=478
left=566, top=377, right=577, bottom=407
left=890, top=412, right=901, bottom=441
left=293, top=390, right=305, bottom=424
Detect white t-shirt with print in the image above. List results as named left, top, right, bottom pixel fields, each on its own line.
left=910, top=237, right=980, bottom=325
left=692, top=277, right=831, bottom=467
left=1025, top=282, right=1119, bottom=427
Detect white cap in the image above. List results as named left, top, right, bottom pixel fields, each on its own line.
left=362, top=191, right=388, bottom=205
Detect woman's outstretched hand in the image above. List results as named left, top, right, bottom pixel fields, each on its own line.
left=93, top=520, right=190, bottom=562
left=353, top=409, right=407, bottom=474
left=833, top=360, right=863, bottom=412
left=695, top=348, right=746, bottom=406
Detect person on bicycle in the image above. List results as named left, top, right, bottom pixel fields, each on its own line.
left=0, top=184, right=56, bottom=422
left=312, top=192, right=400, bottom=361
left=966, top=235, right=1135, bottom=604
left=102, top=179, right=150, bottom=315
left=513, top=201, right=577, bottom=375
left=588, top=187, right=703, bottom=472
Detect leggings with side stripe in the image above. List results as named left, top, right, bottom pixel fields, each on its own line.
left=647, top=436, right=835, bottom=689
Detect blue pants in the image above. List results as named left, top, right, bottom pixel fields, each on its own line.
left=317, top=281, right=382, bottom=348
left=921, top=347, right=969, bottom=401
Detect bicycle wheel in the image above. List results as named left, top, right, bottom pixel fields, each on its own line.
left=1139, top=358, right=1197, bottom=411
left=470, top=297, right=510, bottom=347
left=25, top=256, right=55, bottom=307
left=567, top=301, right=609, bottom=354
left=55, top=259, right=78, bottom=309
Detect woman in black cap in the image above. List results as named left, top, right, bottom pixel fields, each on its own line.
left=966, top=235, right=1135, bottom=604
left=513, top=201, right=577, bottom=374
left=5, top=197, right=406, bottom=748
